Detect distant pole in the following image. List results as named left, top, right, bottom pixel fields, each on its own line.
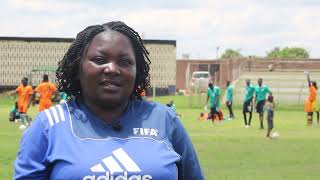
left=152, top=86, right=156, bottom=101
left=216, top=46, right=220, bottom=59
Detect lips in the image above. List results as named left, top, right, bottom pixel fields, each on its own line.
left=100, top=80, right=121, bottom=91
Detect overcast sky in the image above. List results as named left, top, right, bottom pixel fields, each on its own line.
left=1, top=0, right=320, bottom=59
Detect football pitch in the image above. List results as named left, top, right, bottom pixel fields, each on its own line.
left=1, top=95, right=320, bottom=179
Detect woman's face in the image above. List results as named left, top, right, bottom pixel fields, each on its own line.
left=79, top=30, right=136, bottom=108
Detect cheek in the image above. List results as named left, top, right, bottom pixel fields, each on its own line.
left=79, top=62, right=97, bottom=86
left=124, top=67, right=136, bottom=86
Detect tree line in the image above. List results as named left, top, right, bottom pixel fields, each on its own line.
left=220, top=47, right=310, bottom=59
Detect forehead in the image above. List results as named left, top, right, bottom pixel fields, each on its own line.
left=89, top=30, right=132, bottom=50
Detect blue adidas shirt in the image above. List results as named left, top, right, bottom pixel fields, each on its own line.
left=14, top=99, right=205, bottom=180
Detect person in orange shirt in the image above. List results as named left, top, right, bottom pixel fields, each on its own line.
left=304, top=71, right=319, bottom=126
left=34, top=74, right=58, bottom=112
left=15, top=77, right=33, bottom=126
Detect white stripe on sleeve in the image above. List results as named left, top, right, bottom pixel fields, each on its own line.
left=44, top=109, right=54, bottom=126
left=56, top=104, right=65, bottom=122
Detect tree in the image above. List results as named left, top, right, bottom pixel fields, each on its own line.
left=221, top=49, right=243, bottom=59
left=266, top=47, right=281, bottom=58
left=266, top=47, right=309, bottom=59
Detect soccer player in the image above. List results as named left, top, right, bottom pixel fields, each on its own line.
left=9, top=102, right=20, bottom=122
left=34, top=74, right=57, bottom=112
left=225, top=81, right=234, bottom=119
left=243, top=79, right=255, bottom=128
left=15, top=77, right=33, bottom=126
left=205, top=82, right=221, bottom=123
left=254, top=78, right=272, bottom=129
left=304, top=72, right=319, bottom=126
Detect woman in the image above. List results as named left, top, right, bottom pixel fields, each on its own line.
left=304, top=71, right=319, bottom=126
left=14, top=21, right=204, bottom=180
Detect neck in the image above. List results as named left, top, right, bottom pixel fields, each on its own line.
left=81, top=98, right=129, bottom=123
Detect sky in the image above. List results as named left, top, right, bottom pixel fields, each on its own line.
left=1, top=0, right=320, bottom=59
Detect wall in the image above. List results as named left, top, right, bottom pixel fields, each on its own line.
left=244, top=58, right=320, bottom=71
left=146, top=43, right=176, bottom=88
left=176, top=59, right=244, bottom=90
left=0, top=37, right=176, bottom=92
left=176, top=58, right=320, bottom=91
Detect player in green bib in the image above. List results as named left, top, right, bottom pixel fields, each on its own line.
left=225, top=81, right=234, bottom=119
left=254, top=78, right=272, bottom=129
left=206, top=83, right=221, bottom=122
left=243, top=79, right=255, bottom=128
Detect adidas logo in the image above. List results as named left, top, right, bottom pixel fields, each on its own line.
left=83, top=148, right=152, bottom=180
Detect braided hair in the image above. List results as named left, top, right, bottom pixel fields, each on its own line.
left=56, top=21, right=151, bottom=100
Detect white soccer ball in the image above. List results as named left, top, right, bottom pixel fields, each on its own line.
left=270, top=132, right=280, bottom=139
left=268, top=64, right=275, bottom=72
left=19, top=124, right=27, bottom=131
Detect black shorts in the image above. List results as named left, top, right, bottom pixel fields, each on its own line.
left=210, top=107, right=218, bottom=115
left=267, top=110, right=274, bottom=129
left=243, top=98, right=253, bottom=113
left=256, top=100, right=266, bottom=113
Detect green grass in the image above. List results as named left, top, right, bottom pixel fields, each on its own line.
left=1, top=95, right=320, bottom=179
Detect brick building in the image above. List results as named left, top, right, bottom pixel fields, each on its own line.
left=0, top=37, right=176, bottom=93
left=176, top=58, right=320, bottom=91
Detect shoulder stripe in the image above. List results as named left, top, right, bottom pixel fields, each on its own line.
left=102, top=156, right=124, bottom=174
left=51, top=107, right=60, bottom=124
left=44, top=109, right=54, bottom=126
left=56, top=104, right=65, bottom=122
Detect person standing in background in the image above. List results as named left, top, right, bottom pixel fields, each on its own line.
left=265, top=94, right=275, bottom=139
left=14, top=77, right=33, bottom=126
left=225, top=81, right=234, bottom=119
left=304, top=71, right=319, bottom=126
left=243, top=79, right=255, bottom=128
left=205, top=82, right=221, bottom=123
left=34, top=74, right=58, bottom=112
left=254, top=78, right=272, bottom=129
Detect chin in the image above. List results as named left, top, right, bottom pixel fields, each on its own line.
left=100, top=96, right=129, bottom=108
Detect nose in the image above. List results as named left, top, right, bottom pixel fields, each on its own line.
left=103, top=62, right=120, bottom=75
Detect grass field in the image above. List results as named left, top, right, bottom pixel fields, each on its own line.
left=1, top=95, right=320, bottom=179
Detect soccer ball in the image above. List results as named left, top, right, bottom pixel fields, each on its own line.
left=270, top=132, right=280, bottom=139
left=268, top=64, right=275, bottom=72
left=19, top=124, right=27, bottom=131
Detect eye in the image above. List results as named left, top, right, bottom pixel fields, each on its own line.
left=90, top=56, right=106, bottom=65
left=118, top=58, right=133, bottom=67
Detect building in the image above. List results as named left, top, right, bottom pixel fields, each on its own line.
left=0, top=37, right=176, bottom=94
left=176, top=59, right=243, bottom=90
